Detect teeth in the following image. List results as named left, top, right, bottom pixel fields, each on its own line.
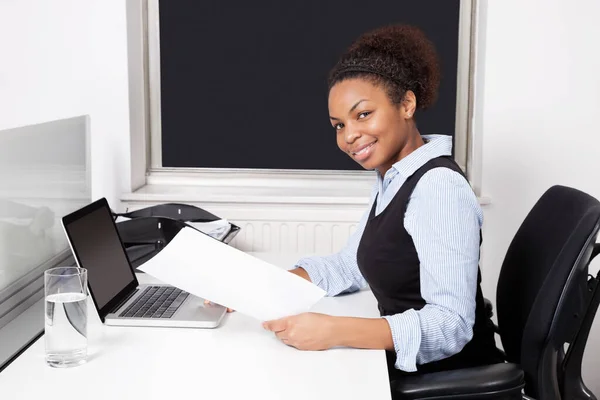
left=354, top=143, right=374, bottom=155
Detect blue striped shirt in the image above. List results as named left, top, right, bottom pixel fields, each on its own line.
left=296, top=134, right=482, bottom=372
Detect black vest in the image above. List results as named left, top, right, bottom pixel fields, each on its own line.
left=356, top=156, right=502, bottom=377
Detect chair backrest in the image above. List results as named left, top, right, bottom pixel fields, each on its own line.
left=496, top=185, right=600, bottom=398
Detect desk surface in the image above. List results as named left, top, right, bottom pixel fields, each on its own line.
left=0, top=253, right=391, bottom=400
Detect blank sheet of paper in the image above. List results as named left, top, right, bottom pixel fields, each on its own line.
left=138, top=227, right=326, bottom=321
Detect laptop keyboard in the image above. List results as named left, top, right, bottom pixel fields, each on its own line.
left=119, top=286, right=190, bottom=319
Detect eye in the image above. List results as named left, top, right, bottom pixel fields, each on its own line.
left=358, top=111, right=371, bottom=119
left=333, top=123, right=344, bottom=130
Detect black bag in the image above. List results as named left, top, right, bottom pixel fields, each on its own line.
left=112, top=203, right=240, bottom=268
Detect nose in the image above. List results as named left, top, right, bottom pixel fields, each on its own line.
left=344, top=125, right=360, bottom=144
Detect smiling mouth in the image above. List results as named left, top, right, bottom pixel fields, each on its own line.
left=351, top=141, right=376, bottom=156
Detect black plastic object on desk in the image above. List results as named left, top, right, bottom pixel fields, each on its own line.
left=112, top=203, right=241, bottom=269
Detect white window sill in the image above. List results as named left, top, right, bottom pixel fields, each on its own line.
left=122, top=169, right=491, bottom=207
left=123, top=169, right=376, bottom=206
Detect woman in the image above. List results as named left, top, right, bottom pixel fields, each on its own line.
left=262, top=25, right=502, bottom=378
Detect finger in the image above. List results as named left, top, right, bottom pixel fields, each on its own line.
left=263, top=318, right=287, bottom=332
left=205, top=300, right=233, bottom=312
left=275, top=331, right=288, bottom=341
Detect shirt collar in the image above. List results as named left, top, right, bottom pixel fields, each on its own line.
left=377, top=134, right=453, bottom=182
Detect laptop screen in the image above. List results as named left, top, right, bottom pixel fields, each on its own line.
left=62, top=199, right=137, bottom=314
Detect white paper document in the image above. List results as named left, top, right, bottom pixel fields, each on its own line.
left=138, top=227, right=326, bottom=321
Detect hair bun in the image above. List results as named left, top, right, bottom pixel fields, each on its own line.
left=329, top=24, right=441, bottom=109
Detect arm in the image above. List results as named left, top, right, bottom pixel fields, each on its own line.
left=263, top=313, right=394, bottom=351
left=383, top=168, right=482, bottom=371
left=265, top=169, right=482, bottom=364
left=292, top=189, right=377, bottom=296
left=332, top=317, right=394, bottom=350
left=288, top=267, right=310, bottom=281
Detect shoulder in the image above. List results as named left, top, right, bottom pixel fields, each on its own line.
left=415, top=166, right=471, bottom=194
left=409, top=166, right=482, bottom=221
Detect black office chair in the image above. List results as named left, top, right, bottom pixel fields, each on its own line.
left=392, top=185, right=600, bottom=399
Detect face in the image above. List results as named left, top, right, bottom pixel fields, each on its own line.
left=328, top=78, right=416, bottom=175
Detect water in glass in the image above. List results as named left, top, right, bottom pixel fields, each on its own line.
left=44, top=267, right=88, bottom=367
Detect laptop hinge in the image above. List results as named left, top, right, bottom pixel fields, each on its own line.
left=110, top=288, right=139, bottom=314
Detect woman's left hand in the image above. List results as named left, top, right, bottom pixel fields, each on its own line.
left=262, top=312, right=337, bottom=351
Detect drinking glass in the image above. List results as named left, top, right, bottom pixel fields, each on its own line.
left=44, top=266, right=88, bottom=367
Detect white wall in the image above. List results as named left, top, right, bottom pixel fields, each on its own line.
left=4, top=0, right=600, bottom=391
left=476, top=0, right=600, bottom=392
left=0, top=0, right=131, bottom=209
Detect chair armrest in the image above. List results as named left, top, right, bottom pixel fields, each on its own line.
left=484, top=297, right=501, bottom=335
left=391, top=363, right=524, bottom=399
left=484, top=297, right=494, bottom=318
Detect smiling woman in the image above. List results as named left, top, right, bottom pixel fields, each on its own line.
left=328, top=81, right=421, bottom=175
left=327, top=25, right=440, bottom=176
left=262, top=25, right=504, bottom=394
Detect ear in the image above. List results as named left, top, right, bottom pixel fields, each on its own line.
left=402, top=90, right=417, bottom=119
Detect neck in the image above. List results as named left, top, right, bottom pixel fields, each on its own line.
left=377, top=128, right=424, bottom=176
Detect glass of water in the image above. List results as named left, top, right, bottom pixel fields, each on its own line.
left=44, top=266, right=88, bottom=368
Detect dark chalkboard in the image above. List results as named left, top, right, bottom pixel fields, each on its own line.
left=158, top=0, right=461, bottom=170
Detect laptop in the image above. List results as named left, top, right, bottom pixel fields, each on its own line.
left=61, top=198, right=227, bottom=328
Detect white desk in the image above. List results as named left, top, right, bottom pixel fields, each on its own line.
left=0, top=253, right=391, bottom=399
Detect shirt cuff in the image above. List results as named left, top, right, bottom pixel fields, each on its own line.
left=383, top=310, right=422, bottom=372
left=293, top=258, right=325, bottom=292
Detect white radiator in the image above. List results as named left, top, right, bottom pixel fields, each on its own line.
left=227, top=221, right=358, bottom=253
left=122, top=200, right=364, bottom=255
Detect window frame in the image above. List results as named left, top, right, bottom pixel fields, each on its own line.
left=127, top=0, right=482, bottom=197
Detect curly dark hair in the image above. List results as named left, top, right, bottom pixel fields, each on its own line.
left=328, top=25, right=441, bottom=109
